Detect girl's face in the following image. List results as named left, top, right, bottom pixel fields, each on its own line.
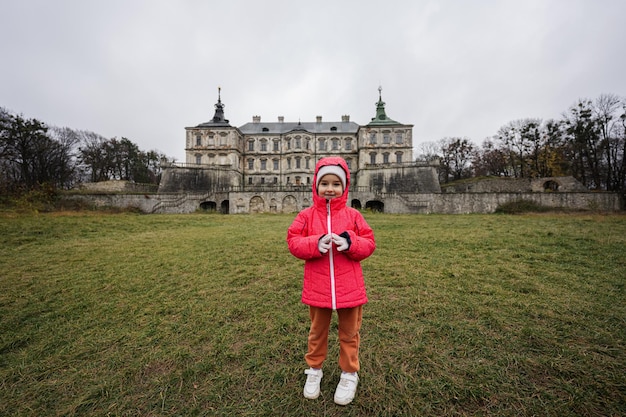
left=317, top=173, right=344, bottom=199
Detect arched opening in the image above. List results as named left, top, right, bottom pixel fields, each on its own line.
left=282, top=195, right=298, bottom=213
left=250, top=196, right=265, bottom=213
left=543, top=180, right=560, bottom=191
left=200, top=201, right=217, bottom=212
left=351, top=199, right=362, bottom=210
left=365, top=200, right=384, bottom=212
left=220, top=200, right=229, bottom=214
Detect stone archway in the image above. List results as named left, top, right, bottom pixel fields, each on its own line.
left=351, top=199, right=362, bottom=210
left=543, top=180, right=560, bottom=191
left=282, top=195, right=298, bottom=213
left=250, top=196, right=265, bottom=213
left=199, top=201, right=217, bottom=212
left=365, top=200, right=384, bottom=212
left=220, top=200, right=229, bottom=214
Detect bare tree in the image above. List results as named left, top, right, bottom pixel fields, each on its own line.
left=594, top=93, right=624, bottom=191
left=77, top=131, right=111, bottom=182
left=49, top=126, right=81, bottom=188
left=472, top=138, right=510, bottom=177
left=438, top=137, right=474, bottom=182
left=416, top=141, right=441, bottom=162
left=496, top=119, right=542, bottom=178
left=562, top=99, right=603, bottom=189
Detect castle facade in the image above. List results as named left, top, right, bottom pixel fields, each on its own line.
left=158, top=88, right=441, bottom=213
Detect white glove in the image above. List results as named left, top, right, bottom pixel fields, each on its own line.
left=331, top=232, right=350, bottom=252
left=318, top=234, right=332, bottom=254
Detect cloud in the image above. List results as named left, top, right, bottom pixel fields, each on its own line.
left=1, top=0, right=625, bottom=162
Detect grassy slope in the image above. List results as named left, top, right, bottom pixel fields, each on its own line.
left=0, top=212, right=624, bottom=416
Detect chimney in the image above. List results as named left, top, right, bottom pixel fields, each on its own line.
left=253, top=115, right=261, bottom=123
left=316, top=116, right=322, bottom=123
left=278, top=116, right=284, bottom=123
left=342, top=115, right=350, bottom=122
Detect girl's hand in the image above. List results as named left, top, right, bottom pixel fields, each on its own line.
left=331, top=232, right=351, bottom=252
left=318, top=234, right=332, bottom=254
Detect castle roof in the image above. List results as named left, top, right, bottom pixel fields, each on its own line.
left=191, top=87, right=406, bottom=131
left=238, top=120, right=360, bottom=135
left=195, top=87, right=231, bottom=128
left=367, top=86, right=401, bottom=126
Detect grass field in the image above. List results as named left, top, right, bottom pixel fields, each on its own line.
left=0, top=211, right=625, bottom=416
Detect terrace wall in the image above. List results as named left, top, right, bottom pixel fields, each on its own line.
left=64, top=191, right=623, bottom=214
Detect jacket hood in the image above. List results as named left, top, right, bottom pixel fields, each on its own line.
left=312, top=157, right=350, bottom=208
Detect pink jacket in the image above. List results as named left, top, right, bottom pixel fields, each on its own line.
left=287, top=157, right=376, bottom=310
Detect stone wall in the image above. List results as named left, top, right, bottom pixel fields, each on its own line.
left=356, top=164, right=441, bottom=193
left=64, top=190, right=624, bottom=214
left=65, top=193, right=162, bottom=212
left=158, top=165, right=241, bottom=193
left=441, top=176, right=588, bottom=193
left=78, top=180, right=157, bottom=193
left=426, top=192, right=623, bottom=214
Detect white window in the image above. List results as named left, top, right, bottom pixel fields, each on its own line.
left=261, top=159, right=267, bottom=170
left=345, top=139, right=352, bottom=150
left=196, top=135, right=202, bottom=146
left=332, top=139, right=339, bottom=150
left=383, top=152, right=390, bottom=164
left=396, top=133, right=403, bottom=144
left=273, top=159, right=279, bottom=170
left=248, top=158, right=254, bottom=170
left=319, top=139, right=326, bottom=151
left=396, top=152, right=403, bottom=163
left=369, top=133, right=376, bottom=144
left=248, top=140, right=254, bottom=151
left=260, top=140, right=267, bottom=152
left=370, top=153, right=376, bottom=164
left=195, top=155, right=202, bottom=164
left=383, top=133, right=391, bottom=144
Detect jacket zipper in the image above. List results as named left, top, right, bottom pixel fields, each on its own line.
left=327, top=200, right=337, bottom=311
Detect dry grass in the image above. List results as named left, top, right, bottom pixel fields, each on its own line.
left=1, top=212, right=625, bottom=416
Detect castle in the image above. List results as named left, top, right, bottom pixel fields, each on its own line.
left=157, top=88, right=441, bottom=213
left=73, top=88, right=621, bottom=213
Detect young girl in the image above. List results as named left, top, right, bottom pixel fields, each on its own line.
left=287, top=157, right=376, bottom=405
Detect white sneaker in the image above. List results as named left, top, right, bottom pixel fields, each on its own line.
left=334, top=372, right=358, bottom=405
left=303, top=368, right=323, bottom=399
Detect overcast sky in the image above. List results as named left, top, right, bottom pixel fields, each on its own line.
left=2, top=0, right=625, bottom=162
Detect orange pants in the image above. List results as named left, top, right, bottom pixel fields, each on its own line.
left=305, top=305, right=363, bottom=373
